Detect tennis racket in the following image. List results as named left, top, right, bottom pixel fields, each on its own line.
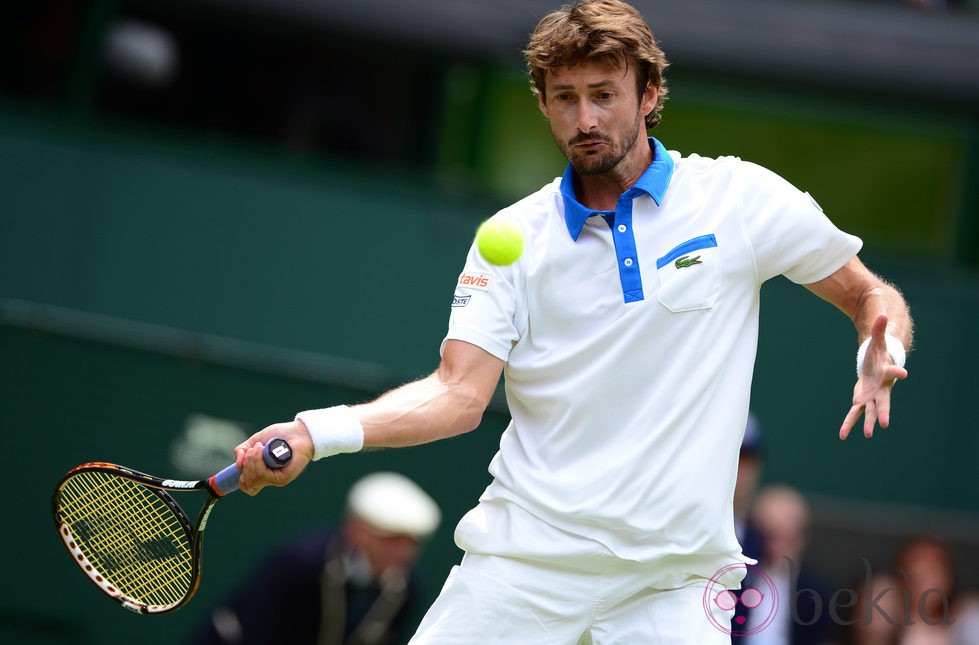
left=52, top=437, right=292, bottom=614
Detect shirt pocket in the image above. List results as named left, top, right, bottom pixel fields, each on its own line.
left=655, top=234, right=721, bottom=312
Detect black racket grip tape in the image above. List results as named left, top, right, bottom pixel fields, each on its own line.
left=263, top=437, right=293, bottom=468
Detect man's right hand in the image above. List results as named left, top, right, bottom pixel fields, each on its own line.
left=235, top=420, right=314, bottom=495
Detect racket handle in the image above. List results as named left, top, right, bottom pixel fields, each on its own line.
left=209, top=437, right=293, bottom=496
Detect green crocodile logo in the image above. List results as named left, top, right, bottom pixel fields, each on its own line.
left=674, top=255, right=702, bottom=269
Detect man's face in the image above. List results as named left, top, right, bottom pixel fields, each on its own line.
left=346, top=517, right=421, bottom=576
left=538, top=58, right=657, bottom=176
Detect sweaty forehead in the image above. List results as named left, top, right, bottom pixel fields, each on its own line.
left=545, top=58, right=633, bottom=89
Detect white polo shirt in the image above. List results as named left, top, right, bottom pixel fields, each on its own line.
left=443, top=138, right=861, bottom=584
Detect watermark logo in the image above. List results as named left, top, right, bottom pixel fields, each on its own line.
left=703, top=557, right=956, bottom=636
left=704, top=562, right=779, bottom=637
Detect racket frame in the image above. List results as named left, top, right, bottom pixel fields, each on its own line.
left=52, top=462, right=223, bottom=615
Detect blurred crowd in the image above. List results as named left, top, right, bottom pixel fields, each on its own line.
left=734, top=414, right=979, bottom=645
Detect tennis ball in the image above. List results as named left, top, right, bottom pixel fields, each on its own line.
left=476, top=218, right=524, bottom=266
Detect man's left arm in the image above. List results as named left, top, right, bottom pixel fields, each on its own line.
left=804, top=256, right=914, bottom=440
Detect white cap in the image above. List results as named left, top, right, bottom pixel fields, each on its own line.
left=346, top=472, right=441, bottom=540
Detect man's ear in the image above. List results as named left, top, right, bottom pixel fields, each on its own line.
left=538, top=91, right=549, bottom=118
left=641, top=81, right=659, bottom=119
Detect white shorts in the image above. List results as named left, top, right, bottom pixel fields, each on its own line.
left=409, top=553, right=736, bottom=644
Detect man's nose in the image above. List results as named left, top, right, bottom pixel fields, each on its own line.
left=575, top=101, right=599, bottom=132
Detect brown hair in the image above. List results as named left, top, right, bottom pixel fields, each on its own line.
left=524, top=0, right=669, bottom=129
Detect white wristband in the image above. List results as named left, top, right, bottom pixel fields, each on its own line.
left=856, top=334, right=906, bottom=377
left=295, top=405, right=365, bottom=460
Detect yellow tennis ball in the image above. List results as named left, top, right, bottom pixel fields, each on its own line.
left=476, top=218, right=524, bottom=266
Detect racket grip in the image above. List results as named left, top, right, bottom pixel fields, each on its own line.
left=209, top=438, right=293, bottom=496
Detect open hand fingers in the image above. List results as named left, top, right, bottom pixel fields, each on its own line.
left=876, top=378, right=896, bottom=430
left=841, top=372, right=905, bottom=440
left=840, top=404, right=862, bottom=440
left=862, top=398, right=878, bottom=438
left=840, top=399, right=880, bottom=440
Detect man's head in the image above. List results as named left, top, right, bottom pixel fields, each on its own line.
left=893, top=535, right=958, bottom=618
left=343, top=472, right=441, bottom=576
left=525, top=0, right=669, bottom=130
left=751, top=484, right=810, bottom=565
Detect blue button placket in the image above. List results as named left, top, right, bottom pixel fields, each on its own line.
left=611, top=188, right=645, bottom=303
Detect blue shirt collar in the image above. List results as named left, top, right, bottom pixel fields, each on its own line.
left=561, top=137, right=674, bottom=241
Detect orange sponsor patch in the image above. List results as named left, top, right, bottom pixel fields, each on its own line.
left=458, top=272, right=490, bottom=290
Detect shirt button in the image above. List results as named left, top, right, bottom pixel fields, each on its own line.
left=617, top=224, right=627, bottom=233
left=624, top=258, right=634, bottom=267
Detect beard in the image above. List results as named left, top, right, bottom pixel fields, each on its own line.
left=555, top=111, right=644, bottom=176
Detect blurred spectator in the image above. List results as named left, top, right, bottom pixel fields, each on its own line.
left=735, top=412, right=765, bottom=559
left=890, top=535, right=979, bottom=645
left=192, top=472, right=441, bottom=645
left=738, top=484, right=835, bottom=645
left=836, top=571, right=902, bottom=645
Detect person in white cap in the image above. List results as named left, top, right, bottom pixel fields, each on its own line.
left=192, top=472, right=440, bottom=645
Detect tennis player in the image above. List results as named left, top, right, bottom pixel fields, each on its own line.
left=236, top=1, right=913, bottom=641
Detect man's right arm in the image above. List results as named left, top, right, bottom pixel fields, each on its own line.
left=237, top=340, right=504, bottom=495
left=357, top=339, right=505, bottom=448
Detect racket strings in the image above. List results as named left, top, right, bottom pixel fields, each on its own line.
left=57, top=471, right=194, bottom=607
